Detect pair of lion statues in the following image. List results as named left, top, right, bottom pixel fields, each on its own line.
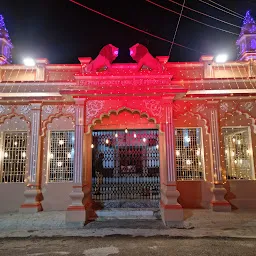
left=85, top=43, right=163, bottom=72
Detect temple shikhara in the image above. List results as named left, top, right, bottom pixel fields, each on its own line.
left=0, top=11, right=256, bottom=227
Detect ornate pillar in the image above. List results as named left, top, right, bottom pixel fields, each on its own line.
left=209, top=103, right=231, bottom=211
left=160, top=98, right=183, bottom=227
left=20, top=103, right=43, bottom=213
left=66, top=98, right=86, bottom=226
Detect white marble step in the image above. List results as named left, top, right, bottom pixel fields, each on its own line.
left=95, top=208, right=160, bottom=220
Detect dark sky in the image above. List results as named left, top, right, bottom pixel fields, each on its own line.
left=1, top=0, right=256, bottom=64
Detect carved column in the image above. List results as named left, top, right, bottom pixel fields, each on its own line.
left=66, top=98, right=86, bottom=226
left=209, top=103, right=231, bottom=211
left=20, top=103, right=42, bottom=213
left=160, top=98, right=183, bottom=227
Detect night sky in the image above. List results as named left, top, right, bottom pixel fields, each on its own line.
left=1, top=0, right=256, bottom=64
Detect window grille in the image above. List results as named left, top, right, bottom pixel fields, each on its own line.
left=48, top=131, right=75, bottom=182
left=175, top=128, right=204, bottom=180
left=222, top=127, right=254, bottom=180
left=0, top=132, right=27, bottom=183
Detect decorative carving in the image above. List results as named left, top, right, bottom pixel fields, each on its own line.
left=244, top=102, right=254, bottom=111
left=43, top=105, right=54, bottom=114
left=144, top=100, right=162, bottom=118
left=0, top=105, right=5, bottom=114
left=86, top=100, right=105, bottom=124
left=220, top=102, right=229, bottom=112
left=20, top=105, right=31, bottom=114
left=130, top=43, right=163, bottom=71
left=195, top=104, right=206, bottom=113
left=66, top=105, right=76, bottom=114
left=85, top=44, right=119, bottom=72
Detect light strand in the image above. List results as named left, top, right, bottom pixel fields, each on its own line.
left=69, top=0, right=204, bottom=54
left=197, top=0, right=243, bottom=19
left=168, top=0, right=186, bottom=58
left=166, top=0, right=241, bottom=28
left=146, top=0, right=239, bottom=35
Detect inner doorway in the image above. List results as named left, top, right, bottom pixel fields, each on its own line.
left=91, top=129, right=160, bottom=208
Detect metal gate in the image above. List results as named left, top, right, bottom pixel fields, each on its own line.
left=91, top=129, right=160, bottom=208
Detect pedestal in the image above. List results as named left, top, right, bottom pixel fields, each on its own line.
left=211, top=184, right=231, bottom=212
left=19, top=185, right=42, bottom=213
left=66, top=185, right=85, bottom=227
left=160, top=183, right=183, bottom=227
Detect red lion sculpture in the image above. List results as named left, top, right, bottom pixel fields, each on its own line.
left=129, top=43, right=163, bottom=71
left=86, top=44, right=119, bottom=72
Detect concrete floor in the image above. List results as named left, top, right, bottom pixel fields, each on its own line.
left=0, top=237, right=256, bottom=256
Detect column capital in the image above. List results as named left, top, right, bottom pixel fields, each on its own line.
left=30, top=102, right=42, bottom=110
left=161, top=96, right=175, bottom=105
left=74, top=98, right=86, bottom=105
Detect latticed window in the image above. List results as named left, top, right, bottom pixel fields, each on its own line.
left=222, top=127, right=255, bottom=180
left=0, top=132, right=27, bottom=183
left=175, top=128, right=204, bottom=180
left=48, top=131, right=75, bottom=182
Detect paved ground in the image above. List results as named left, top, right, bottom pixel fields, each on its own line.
left=0, top=237, right=256, bottom=256
left=0, top=209, right=256, bottom=238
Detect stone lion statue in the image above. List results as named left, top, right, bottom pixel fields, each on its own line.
left=86, top=44, right=119, bottom=72
left=129, top=43, right=163, bottom=71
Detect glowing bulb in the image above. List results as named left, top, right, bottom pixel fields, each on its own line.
left=143, top=138, right=146, bottom=143
left=239, top=159, right=243, bottom=164
left=57, top=161, right=62, bottom=167
left=106, top=139, right=109, bottom=144
left=125, top=128, right=128, bottom=133
left=198, top=162, right=202, bottom=166
left=186, top=159, right=191, bottom=165
left=59, top=140, right=64, bottom=145
left=67, top=152, right=71, bottom=158
left=50, top=153, right=54, bottom=159
left=23, top=57, right=36, bottom=67
left=176, top=150, right=180, bottom=156
left=115, top=133, right=118, bottom=138
left=134, top=133, right=137, bottom=138
left=225, top=150, right=228, bottom=154
left=14, top=141, right=18, bottom=146
left=234, top=160, right=237, bottom=164
left=4, top=152, right=8, bottom=158
left=215, top=54, right=228, bottom=63
left=91, top=144, right=94, bottom=148
left=156, top=144, right=159, bottom=149
left=237, top=140, right=241, bottom=145
left=232, top=138, right=236, bottom=143
left=22, top=152, right=26, bottom=158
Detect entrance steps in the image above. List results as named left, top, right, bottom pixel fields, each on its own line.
left=95, top=208, right=161, bottom=220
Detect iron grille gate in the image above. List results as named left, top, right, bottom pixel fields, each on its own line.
left=92, top=129, right=160, bottom=208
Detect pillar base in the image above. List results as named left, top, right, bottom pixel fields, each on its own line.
left=160, top=183, right=184, bottom=227
left=66, top=185, right=85, bottom=227
left=211, top=184, right=231, bottom=212
left=19, top=185, right=42, bottom=213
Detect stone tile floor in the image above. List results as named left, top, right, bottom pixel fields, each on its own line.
left=0, top=209, right=255, bottom=238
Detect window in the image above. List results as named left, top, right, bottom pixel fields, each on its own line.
left=222, top=127, right=255, bottom=180
left=48, top=131, right=75, bottom=182
left=175, top=128, right=204, bottom=180
left=0, top=131, right=27, bottom=183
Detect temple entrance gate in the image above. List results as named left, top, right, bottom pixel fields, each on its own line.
left=91, top=129, right=160, bottom=208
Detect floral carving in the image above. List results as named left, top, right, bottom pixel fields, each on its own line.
left=195, top=104, right=206, bottom=113
left=0, top=105, right=5, bottom=114
left=20, top=105, right=31, bottom=114
left=220, top=102, right=229, bottom=112
left=66, top=105, right=76, bottom=114
left=43, top=105, right=54, bottom=114
left=143, top=100, right=162, bottom=118
left=86, top=100, right=105, bottom=124
left=244, top=102, right=254, bottom=112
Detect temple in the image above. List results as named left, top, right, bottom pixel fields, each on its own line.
left=0, top=12, right=256, bottom=227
